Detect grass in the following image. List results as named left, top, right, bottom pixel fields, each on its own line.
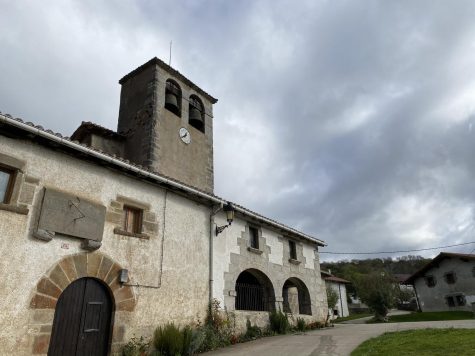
left=333, top=313, right=373, bottom=323
left=351, top=328, right=475, bottom=356
left=384, top=311, right=474, bottom=323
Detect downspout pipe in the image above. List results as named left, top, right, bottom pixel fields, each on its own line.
left=209, top=203, right=223, bottom=306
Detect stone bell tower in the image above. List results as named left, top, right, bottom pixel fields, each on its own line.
left=117, top=58, right=218, bottom=194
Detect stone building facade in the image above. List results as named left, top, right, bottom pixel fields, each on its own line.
left=405, top=252, right=475, bottom=312
left=0, top=58, right=327, bottom=355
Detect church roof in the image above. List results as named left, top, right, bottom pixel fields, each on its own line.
left=0, top=111, right=325, bottom=246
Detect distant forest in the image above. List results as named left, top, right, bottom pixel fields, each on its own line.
left=321, top=255, right=431, bottom=279
left=321, top=255, right=431, bottom=301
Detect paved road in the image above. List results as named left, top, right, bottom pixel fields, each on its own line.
left=340, top=309, right=410, bottom=324
left=204, top=320, right=475, bottom=356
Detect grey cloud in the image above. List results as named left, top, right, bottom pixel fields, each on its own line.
left=1, top=1, right=475, bottom=261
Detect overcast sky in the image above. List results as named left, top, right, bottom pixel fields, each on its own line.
left=1, top=1, right=475, bottom=261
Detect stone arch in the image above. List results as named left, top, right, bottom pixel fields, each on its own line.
left=282, top=277, right=312, bottom=315
left=28, top=252, right=136, bottom=354
left=235, top=268, right=276, bottom=312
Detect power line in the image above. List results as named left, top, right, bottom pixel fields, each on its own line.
left=320, top=241, right=475, bottom=255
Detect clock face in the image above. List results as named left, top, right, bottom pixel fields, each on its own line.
left=179, top=127, right=191, bottom=144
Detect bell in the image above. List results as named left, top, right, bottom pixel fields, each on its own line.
left=165, top=93, right=179, bottom=110
left=189, top=106, right=204, bottom=131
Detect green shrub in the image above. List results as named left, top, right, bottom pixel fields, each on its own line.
left=189, top=328, right=206, bottom=354
left=296, top=317, right=306, bottom=331
left=243, top=319, right=262, bottom=340
left=153, top=323, right=184, bottom=356
left=182, top=326, right=193, bottom=355
left=122, top=336, right=149, bottom=356
left=269, top=310, right=290, bottom=334
left=198, top=324, right=221, bottom=352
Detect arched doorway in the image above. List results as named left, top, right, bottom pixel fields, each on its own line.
left=282, top=277, right=312, bottom=315
left=48, top=278, right=113, bottom=356
left=235, top=269, right=275, bottom=312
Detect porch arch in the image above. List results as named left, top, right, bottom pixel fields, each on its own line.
left=235, top=268, right=276, bottom=312
left=282, top=277, right=312, bottom=315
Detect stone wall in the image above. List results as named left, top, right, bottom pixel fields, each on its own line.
left=212, top=213, right=328, bottom=331
left=0, top=136, right=211, bottom=355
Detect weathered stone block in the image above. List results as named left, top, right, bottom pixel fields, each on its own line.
left=97, top=256, right=113, bottom=280
left=19, top=183, right=36, bottom=204
left=30, top=294, right=57, bottom=309
left=105, top=263, right=121, bottom=285
left=59, top=257, right=77, bottom=282
left=36, top=277, right=62, bottom=299
left=113, top=286, right=134, bottom=303
left=116, top=298, right=136, bottom=312
left=87, top=253, right=103, bottom=276
left=73, top=254, right=87, bottom=278
left=32, top=310, right=55, bottom=324
left=32, top=334, right=50, bottom=354
left=106, top=211, right=123, bottom=224
left=48, top=265, right=69, bottom=290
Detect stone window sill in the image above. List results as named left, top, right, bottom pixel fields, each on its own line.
left=289, top=258, right=301, bottom=265
left=113, top=227, right=150, bottom=240
left=0, top=202, right=29, bottom=215
left=247, top=247, right=263, bottom=255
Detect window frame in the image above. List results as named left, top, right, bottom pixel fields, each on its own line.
left=0, top=165, right=16, bottom=204
left=446, top=296, right=455, bottom=307
left=123, top=205, right=143, bottom=234
left=444, top=271, right=456, bottom=285
left=289, top=240, right=297, bottom=260
left=424, top=275, right=436, bottom=288
left=455, top=295, right=466, bottom=306
left=249, top=225, right=259, bottom=250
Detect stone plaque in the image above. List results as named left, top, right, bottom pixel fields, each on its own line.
left=36, top=188, right=106, bottom=242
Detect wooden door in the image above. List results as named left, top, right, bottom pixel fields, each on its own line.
left=48, top=278, right=113, bottom=356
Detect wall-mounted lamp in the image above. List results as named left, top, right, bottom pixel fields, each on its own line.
left=216, top=202, right=235, bottom=236
left=119, top=269, right=129, bottom=284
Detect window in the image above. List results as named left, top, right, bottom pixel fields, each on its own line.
left=455, top=295, right=466, bottom=306
left=123, top=206, right=143, bottom=234
left=289, top=240, right=297, bottom=260
left=249, top=226, right=259, bottom=249
left=446, top=294, right=466, bottom=307
left=0, top=166, right=15, bottom=204
left=444, top=272, right=456, bottom=284
left=189, top=95, right=205, bottom=133
left=425, top=275, right=436, bottom=287
left=446, top=296, right=455, bottom=307
left=165, top=79, right=182, bottom=117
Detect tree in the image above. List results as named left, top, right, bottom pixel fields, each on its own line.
left=354, top=272, right=398, bottom=322
left=326, top=286, right=339, bottom=322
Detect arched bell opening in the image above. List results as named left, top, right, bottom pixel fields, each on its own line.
left=188, top=95, right=205, bottom=133
left=235, top=269, right=275, bottom=312
left=165, top=79, right=182, bottom=117
left=282, top=277, right=312, bottom=315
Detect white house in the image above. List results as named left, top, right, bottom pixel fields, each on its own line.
left=321, top=271, right=350, bottom=318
